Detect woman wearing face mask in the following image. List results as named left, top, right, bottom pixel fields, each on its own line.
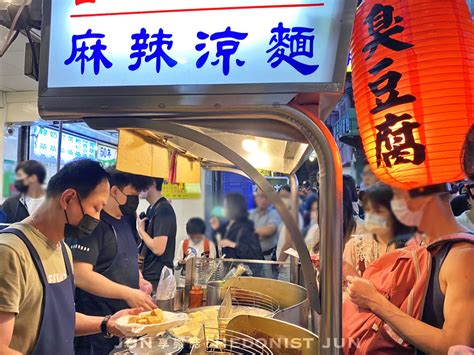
left=343, top=184, right=415, bottom=276
left=275, top=185, right=304, bottom=281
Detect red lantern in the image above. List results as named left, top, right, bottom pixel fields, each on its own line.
left=351, top=0, right=474, bottom=190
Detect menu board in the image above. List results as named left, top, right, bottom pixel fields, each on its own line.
left=97, top=144, right=117, bottom=168
left=60, top=132, right=97, bottom=164
left=31, top=126, right=59, bottom=160
left=30, top=126, right=115, bottom=180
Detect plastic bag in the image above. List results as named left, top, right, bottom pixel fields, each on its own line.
left=155, top=266, right=176, bottom=301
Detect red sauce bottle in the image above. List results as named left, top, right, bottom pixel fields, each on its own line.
left=189, top=286, right=204, bottom=309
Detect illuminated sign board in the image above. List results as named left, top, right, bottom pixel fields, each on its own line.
left=31, top=126, right=97, bottom=163
left=42, top=0, right=349, bottom=90
left=97, top=144, right=117, bottom=168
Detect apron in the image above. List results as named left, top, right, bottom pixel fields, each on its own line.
left=75, top=217, right=139, bottom=354
left=3, top=228, right=75, bottom=355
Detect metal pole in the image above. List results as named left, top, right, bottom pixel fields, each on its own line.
left=292, top=105, right=343, bottom=355
left=56, top=121, right=63, bottom=172
left=289, top=174, right=300, bottom=285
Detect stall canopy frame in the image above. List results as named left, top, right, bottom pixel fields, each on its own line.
left=86, top=104, right=343, bottom=354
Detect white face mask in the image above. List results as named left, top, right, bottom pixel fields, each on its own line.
left=364, top=213, right=389, bottom=234
left=390, top=197, right=428, bottom=227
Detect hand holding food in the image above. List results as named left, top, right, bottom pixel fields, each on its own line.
left=107, top=308, right=144, bottom=337
left=115, top=308, right=187, bottom=337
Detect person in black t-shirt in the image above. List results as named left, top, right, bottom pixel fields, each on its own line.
left=138, top=178, right=177, bottom=292
left=70, top=168, right=155, bottom=355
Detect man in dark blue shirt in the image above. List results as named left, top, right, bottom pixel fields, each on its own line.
left=70, top=168, right=155, bottom=354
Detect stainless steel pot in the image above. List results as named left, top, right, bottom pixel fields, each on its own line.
left=206, top=281, right=225, bottom=306
left=206, top=277, right=309, bottom=328
left=174, top=287, right=185, bottom=312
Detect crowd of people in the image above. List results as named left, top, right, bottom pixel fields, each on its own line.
left=0, top=156, right=473, bottom=353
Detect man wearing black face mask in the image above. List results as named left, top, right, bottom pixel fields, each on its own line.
left=70, top=168, right=155, bottom=355
left=0, top=160, right=47, bottom=223
left=0, top=160, right=143, bottom=355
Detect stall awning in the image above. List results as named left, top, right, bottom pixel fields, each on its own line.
left=115, top=120, right=310, bottom=179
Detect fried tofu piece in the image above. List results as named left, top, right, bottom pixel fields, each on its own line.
left=139, top=311, right=151, bottom=318
left=128, top=316, right=139, bottom=324
left=150, top=308, right=164, bottom=321
left=146, top=316, right=163, bottom=325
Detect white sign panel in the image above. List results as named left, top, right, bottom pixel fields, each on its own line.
left=47, top=0, right=345, bottom=88
left=60, top=132, right=97, bottom=163
left=31, top=126, right=59, bottom=160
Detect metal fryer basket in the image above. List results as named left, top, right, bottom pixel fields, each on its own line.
left=228, top=287, right=280, bottom=316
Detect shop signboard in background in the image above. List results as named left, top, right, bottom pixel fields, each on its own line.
left=31, top=126, right=59, bottom=160
left=30, top=126, right=60, bottom=180
left=162, top=183, right=201, bottom=200
left=97, top=144, right=117, bottom=168
left=60, top=132, right=97, bottom=164
left=31, top=126, right=97, bottom=166
left=30, top=125, right=115, bottom=181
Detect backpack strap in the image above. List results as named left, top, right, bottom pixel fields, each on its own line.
left=183, top=239, right=189, bottom=257
left=203, top=239, right=210, bottom=257
left=427, top=232, right=474, bottom=252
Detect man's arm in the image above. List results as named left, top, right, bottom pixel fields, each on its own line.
left=75, top=308, right=143, bottom=337
left=75, top=312, right=103, bottom=337
left=255, top=225, right=278, bottom=239
left=74, top=262, right=155, bottom=310
left=0, top=245, right=24, bottom=354
left=0, top=313, right=21, bottom=355
left=139, top=230, right=168, bottom=257
left=256, top=210, right=281, bottom=240
left=348, top=244, right=474, bottom=354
